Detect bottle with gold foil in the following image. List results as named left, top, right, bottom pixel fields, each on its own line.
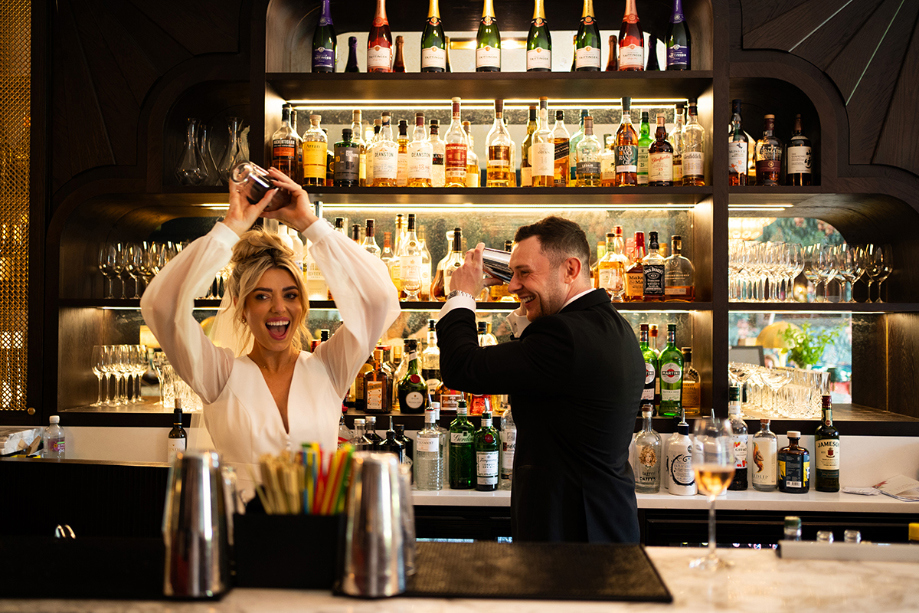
left=575, top=0, right=601, bottom=71
left=486, top=99, right=514, bottom=187
left=301, top=114, right=327, bottom=187
left=526, top=0, right=552, bottom=72
left=476, top=0, right=502, bottom=72
left=367, top=0, right=393, bottom=72
left=680, top=347, right=701, bottom=416
left=618, top=0, right=644, bottom=71
left=421, top=0, right=447, bottom=72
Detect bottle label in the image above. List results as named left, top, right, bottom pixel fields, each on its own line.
left=641, top=362, right=655, bottom=401
left=451, top=431, right=473, bottom=444
left=780, top=455, right=809, bottom=490
left=673, top=159, right=683, bottom=183
left=756, top=158, right=781, bottom=175
left=532, top=142, right=554, bottom=175
left=643, top=263, right=665, bottom=295
left=787, top=146, right=812, bottom=174
left=167, top=439, right=185, bottom=463
left=313, top=47, right=335, bottom=69
left=649, top=152, right=673, bottom=182
left=366, top=381, right=384, bottom=412
left=408, top=149, right=433, bottom=179
left=733, top=435, right=748, bottom=469
left=575, top=46, right=601, bottom=69
left=465, top=165, right=480, bottom=187
left=616, top=145, right=637, bottom=173
left=626, top=270, right=644, bottom=298
left=816, top=439, right=840, bottom=470
left=400, top=254, right=422, bottom=283
left=422, top=46, right=446, bottom=70
left=728, top=141, right=747, bottom=174
left=601, top=152, right=616, bottom=181
left=576, top=161, right=600, bottom=177
left=501, top=447, right=515, bottom=473
left=416, top=436, right=439, bottom=453
left=373, top=146, right=397, bottom=179
left=333, top=146, right=359, bottom=181
left=553, top=139, right=569, bottom=162
left=669, top=444, right=695, bottom=489
left=476, top=46, right=501, bottom=70
left=637, top=145, right=650, bottom=183
left=445, top=143, right=467, bottom=180
left=488, top=145, right=510, bottom=168
left=273, top=138, right=297, bottom=163
left=682, top=380, right=701, bottom=410
left=683, top=151, right=703, bottom=177
left=752, top=440, right=776, bottom=485
left=302, top=141, right=327, bottom=179
left=476, top=450, right=499, bottom=484
left=637, top=444, right=658, bottom=469
left=619, top=44, right=643, bottom=70
left=527, top=48, right=551, bottom=70
left=666, top=44, right=689, bottom=67
left=599, top=265, right=624, bottom=293
left=404, top=390, right=425, bottom=409
left=520, top=165, right=532, bottom=187
left=367, top=45, right=393, bottom=70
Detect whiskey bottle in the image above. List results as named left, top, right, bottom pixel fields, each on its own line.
left=814, top=394, right=840, bottom=492
left=271, top=104, right=299, bottom=181
left=407, top=112, right=434, bottom=188
left=392, top=35, right=406, bottom=72
left=590, top=239, right=605, bottom=288
left=648, top=114, right=674, bottom=186
left=615, top=97, right=639, bottom=186
left=490, top=239, right=514, bottom=301
left=370, top=112, right=398, bottom=187
left=778, top=430, right=810, bottom=493
left=551, top=110, right=570, bottom=187
left=618, top=0, right=643, bottom=71
left=728, top=99, right=749, bottom=185
left=568, top=110, right=587, bottom=184
left=526, top=0, right=552, bottom=72
left=396, top=119, right=409, bottom=187
left=421, top=0, right=446, bottom=72
left=665, top=0, right=691, bottom=70
left=398, top=213, right=424, bottom=301
left=605, top=34, right=618, bottom=71
left=365, top=120, right=380, bottom=183
left=625, top=230, right=646, bottom=301
left=311, top=0, right=336, bottom=73
left=638, top=324, right=658, bottom=409
left=475, top=0, right=502, bottom=72
left=787, top=113, right=813, bottom=186
left=445, top=98, right=468, bottom=187
left=367, top=0, right=393, bottom=73
left=430, top=228, right=453, bottom=300
left=752, top=419, right=777, bottom=491
left=301, top=114, right=327, bottom=187
left=575, top=0, right=601, bottom=71
left=663, top=235, right=695, bottom=300
left=635, top=408, right=662, bottom=492
left=599, top=226, right=628, bottom=301
left=441, top=227, right=464, bottom=295
left=575, top=116, right=601, bottom=186
left=463, top=121, right=481, bottom=187
left=680, top=347, right=701, bottom=416
left=449, top=400, right=476, bottom=489
left=397, top=338, right=428, bottom=414
left=669, top=103, right=685, bottom=184
left=520, top=105, right=538, bottom=187
left=418, top=224, right=433, bottom=300
left=350, top=110, right=367, bottom=186
left=333, top=129, right=359, bottom=187
left=658, top=323, right=683, bottom=418
left=531, top=98, right=554, bottom=187
left=754, top=114, right=783, bottom=186
left=641, top=231, right=666, bottom=300
left=637, top=111, right=652, bottom=185
left=362, top=219, right=381, bottom=257
left=682, top=99, right=705, bottom=186
left=428, top=119, right=446, bottom=187
left=475, top=412, right=500, bottom=491
left=486, top=99, right=514, bottom=187
left=727, top=385, right=748, bottom=490
left=381, top=231, right=394, bottom=267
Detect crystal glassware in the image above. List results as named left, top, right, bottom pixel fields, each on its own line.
left=99, top=243, right=117, bottom=299
left=91, top=345, right=106, bottom=406
left=874, top=244, right=892, bottom=303
left=175, top=117, right=206, bottom=186
left=217, top=117, right=245, bottom=185
left=690, top=417, right=735, bottom=571
left=863, top=243, right=882, bottom=303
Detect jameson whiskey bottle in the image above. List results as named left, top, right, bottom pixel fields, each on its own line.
left=475, top=412, right=500, bottom=491
left=615, top=97, right=638, bottom=186
left=814, top=394, right=840, bottom=492
left=476, top=0, right=502, bottom=72
left=311, top=0, right=336, bottom=73
left=638, top=324, right=658, bottom=410
left=727, top=385, right=748, bottom=490
left=658, top=323, right=683, bottom=417
left=397, top=338, right=428, bottom=414
left=421, top=0, right=447, bottom=72
left=575, top=0, right=601, bottom=71
left=449, top=400, right=476, bottom=489
left=367, top=0, right=393, bottom=72
left=526, top=0, right=552, bottom=72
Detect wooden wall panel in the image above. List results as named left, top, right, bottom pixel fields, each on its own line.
left=792, top=0, right=884, bottom=71
left=742, top=0, right=850, bottom=52
left=873, top=15, right=919, bottom=177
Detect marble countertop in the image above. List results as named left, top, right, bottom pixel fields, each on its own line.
left=3, top=547, right=918, bottom=612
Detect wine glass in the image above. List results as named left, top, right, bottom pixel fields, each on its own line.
left=862, top=244, right=882, bottom=303
left=814, top=244, right=837, bottom=302
left=836, top=244, right=859, bottom=303
left=98, top=244, right=117, bottom=300
left=786, top=243, right=804, bottom=303
left=690, top=417, right=735, bottom=571
left=101, top=345, right=121, bottom=406
left=801, top=245, right=820, bottom=303
left=874, top=244, right=892, bottom=303
left=91, top=345, right=106, bottom=406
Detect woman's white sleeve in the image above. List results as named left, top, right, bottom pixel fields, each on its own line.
left=307, top=222, right=401, bottom=399
left=140, top=223, right=236, bottom=403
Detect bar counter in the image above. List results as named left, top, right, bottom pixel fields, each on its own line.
left=2, top=547, right=917, bottom=612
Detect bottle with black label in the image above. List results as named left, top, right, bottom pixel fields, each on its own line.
left=397, top=338, right=429, bottom=414
left=814, top=394, right=840, bottom=491
left=778, top=430, right=810, bottom=493
left=641, top=231, right=666, bottom=301
left=167, top=404, right=187, bottom=464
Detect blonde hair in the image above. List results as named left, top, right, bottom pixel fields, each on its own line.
left=227, top=228, right=309, bottom=352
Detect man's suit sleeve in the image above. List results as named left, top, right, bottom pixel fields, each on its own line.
left=437, top=307, right=575, bottom=395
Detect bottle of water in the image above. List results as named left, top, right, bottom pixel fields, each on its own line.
left=414, top=408, right=443, bottom=490
left=43, top=415, right=66, bottom=459
left=498, top=408, right=516, bottom=490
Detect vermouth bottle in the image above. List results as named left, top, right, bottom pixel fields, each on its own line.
left=665, top=0, right=691, bottom=70
left=476, top=0, right=501, bottom=72
left=520, top=105, right=538, bottom=187
left=445, top=98, right=468, bottom=187
left=638, top=324, right=658, bottom=409
left=486, top=99, right=514, bottom=187
left=367, top=0, right=393, bottom=73
left=421, top=0, right=447, bottom=72
left=636, top=111, right=651, bottom=185
left=814, top=395, right=840, bottom=492
left=615, top=97, right=638, bottom=186
left=271, top=104, right=298, bottom=179
left=475, top=412, right=500, bottom=491
left=755, top=114, right=783, bottom=186
left=728, top=99, right=749, bottom=185
left=311, top=0, right=336, bottom=73
left=658, top=323, right=683, bottom=417
left=398, top=213, right=424, bottom=301
left=531, top=98, right=554, bottom=187
left=397, top=338, right=428, bottom=414
left=392, top=35, right=406, bottom=72
left=682, top=100, right=705, bottom=186
left=526, top=0, right=552, bottom=72
left=575, top=0, right=601, bottom=71
left=787, top=113, right=813, bottom=186
left=407, top=112, right=434, bottom=188
left=575, top=116, right=601, bottom=186
left=618, top=0, right=643, bottom=71
left=648, top=114, right=674, bottom=186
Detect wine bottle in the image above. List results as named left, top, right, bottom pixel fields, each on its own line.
left=618, top=0, right=643, bottom=71
left=665, top=0, right=692, bottom=71
left=476, top=0, right=501, bottom=72
left=312, top=0, right=336, bottom=73
left=367, top=0, right=393, bottom=73
left=646, top=37, right=661, bottom=71
left=605, top=34, right=618, bottom=71
left=393, top=35, right=406, bottom=72
left=421, top=0, right=447, bottom=72
left=345, top=36, right=360, bottom=72
left=167, top=406, right=187, bottom=464
left=526, top=0, right=552, bottom=72
left=575, top=0, right=601, bottom=71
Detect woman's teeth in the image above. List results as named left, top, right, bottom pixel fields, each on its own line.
left=266, top=321, right=290, bottom=338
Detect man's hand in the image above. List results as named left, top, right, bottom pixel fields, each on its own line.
left=261, top=168, right=319, bottom=233
left=449, top=243, right=503, bottom=297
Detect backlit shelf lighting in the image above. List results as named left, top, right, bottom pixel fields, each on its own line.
left=288, top=99, right=691, bottom=111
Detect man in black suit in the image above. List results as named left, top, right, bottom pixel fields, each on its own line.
left=437, top=216, right=644, bottom=543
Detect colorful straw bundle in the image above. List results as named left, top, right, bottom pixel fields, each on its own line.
left=253, top=444, right=354, bottom=515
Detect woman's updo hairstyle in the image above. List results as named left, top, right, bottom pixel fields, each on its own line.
left=227, top=227, right=309, bottom=352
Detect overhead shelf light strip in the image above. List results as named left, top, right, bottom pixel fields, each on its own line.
left=288, top=99, right=691, bottom=110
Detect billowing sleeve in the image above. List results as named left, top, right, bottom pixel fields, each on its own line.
left=308, top=221, right=401, bottom=399
left=140, top=223, right=236, bottom=403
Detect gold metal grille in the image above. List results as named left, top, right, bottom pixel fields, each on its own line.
left=0, top=0, right=29, bottom=411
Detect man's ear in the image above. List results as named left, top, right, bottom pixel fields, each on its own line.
left=564, top=256, right=583, bottom=283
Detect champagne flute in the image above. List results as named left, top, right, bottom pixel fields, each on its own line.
left=690, top=417, right=735, bottom=570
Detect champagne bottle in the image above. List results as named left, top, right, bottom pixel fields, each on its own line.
left=618, top=0, right=644, bottom=71
left=665, top=0, right=692, bottom=70
left=367, top=0, right=393, bottom=73
left=421, top=0, right=447, bottom=72
left=345, top=36, right=360, bottom=72
left=476, top=0, right=502, bottom=72
left=646, top=37, right=661, bottom=70
left=526, top=0, right=552, bottom=72
left=575, top=0, right=601, bottom=71
left=311, top=0, right=336, bottom=73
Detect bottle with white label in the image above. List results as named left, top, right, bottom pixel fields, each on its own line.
left=415, top=409, right=443, bottom=490
left=449, top=400, right=476, bottom=489
left=531, top=97, right=554, bottom=187
left=397, top=213, right=424, bottom=301
left=475, top=0, right=501, bottom=71
left=43, top=415, right=66, bottom=460
left=167, top=406, right=187, bottom=464
left=370, top=112, right=398, bottom=187
left=682, top=99, right=705, bottom=186
left=666, top=419, right=696, bottom=495
left=526, top=0, right=551, bottom=71
left=397, top=338, right=428, bottom=413
left=475, top=412, right=500, bottom=491
left=575, top=0, right=601, bottom=71
left=786, top=113, right=813, bottom=186
left=407, top=112, right=433, bottom=187
left=727, top=385, right=748, bottom=490
left=499, top=407, right=516, bottom=490
left=752, top=419, right=777, bottom=491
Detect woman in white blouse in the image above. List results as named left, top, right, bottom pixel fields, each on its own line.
left=141, top=169, right=400, bottom=492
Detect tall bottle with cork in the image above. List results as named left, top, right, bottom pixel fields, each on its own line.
left=445, top=98, right=468, bottom=187
left=312, top=0, right=336, bottom=73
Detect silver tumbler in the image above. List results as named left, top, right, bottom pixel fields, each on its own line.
left=162, top=450, right=230, bottom=599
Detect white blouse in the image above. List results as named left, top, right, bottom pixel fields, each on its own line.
left=141, top=220, right=400, bottom=486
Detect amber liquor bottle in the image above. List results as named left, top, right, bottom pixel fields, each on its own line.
left=625, top=231, right=646, bottom=302
left=754, top=114, right=783, bottom=186
left=615, top=97, right=639, bottom=186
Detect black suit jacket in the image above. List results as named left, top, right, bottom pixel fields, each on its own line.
left=437, top=289, right=644, bottom=543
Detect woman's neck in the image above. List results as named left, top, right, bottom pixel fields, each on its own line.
left=248, top=344, right=299, bottom=372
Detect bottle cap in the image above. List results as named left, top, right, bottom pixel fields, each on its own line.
left=641, top=409, right=652, bottom=418
left=354, top=418, right=366, bottom=426
left=787, top=430, right=800, bottom=438
left=367, top=416, right=376, bottom=425
left=677, top=423, right=689, bottom=435
left=477, top=321, right=487, bottom=333
left=910, top=523, right=919, bottom=542
left=428, top=319, right=436, bottom=330
left=49, top=415, right=60, bottom=424
left=681, top=347, right=692, bottom=360
left=394, top=424, right=405, bottom=434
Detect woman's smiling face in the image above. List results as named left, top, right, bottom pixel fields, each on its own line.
left=242, top=267, right=304, bottom=352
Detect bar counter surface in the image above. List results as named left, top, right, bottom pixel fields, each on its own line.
left=2, top=547, right=917, bottom=612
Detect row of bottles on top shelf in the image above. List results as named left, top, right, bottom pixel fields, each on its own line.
left=311, top=0, right=692, bottom=74
left=633, top=389, right=841, bottom=496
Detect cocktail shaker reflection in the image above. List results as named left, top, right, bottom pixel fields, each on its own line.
left=162, top=450, right=230, bottom=599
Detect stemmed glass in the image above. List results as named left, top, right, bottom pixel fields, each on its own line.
left=874, top=244, right=892, bottom=303
left=98, top=244, right=118, bottom=300
left=863, top=244, right=883, bottom=303
left=814, top=244, right=837, bottom=302
left=785, top=243, right=804, bottom=303
left=91, top=345, right=107, bottom=406
left=836, top=244, right=859, bottom=303
left=690, top=417, right=735, bottom=571
left=133, top=345, right=148, bottom=402
left=801, top=245, right=820, bottom=303
left=101, top=345, right=121, bottom=405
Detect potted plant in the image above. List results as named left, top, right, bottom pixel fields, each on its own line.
left=781, top=323, right=839, bottom=369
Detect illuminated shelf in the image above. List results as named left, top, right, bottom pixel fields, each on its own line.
left=728, top=302, right=919, bottom=313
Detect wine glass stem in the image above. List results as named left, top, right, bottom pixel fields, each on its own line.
left=105, top=277, right=113, bottom=299
left=708, top=497, right=717, bottom=559
left=96, top=377, right=103, bottom=405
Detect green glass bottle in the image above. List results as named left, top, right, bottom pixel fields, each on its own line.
left=658, top=323, right=683, bottom=417
left=475, top=0, right=501, bottom=72
left=637, top=111, right=652, bottom=185
left=638, top=324, right=658, bottom=411
left=526, top=0, right=552, bottom=72
left=474, top=411, right=500, bottom=491
left=449, top=400, right=476, bottom=489
left=421, top=0, right=447, bottom=72
left=397, top=338, right=429, bottom=414
left=575, top=0, right=601, bottom=71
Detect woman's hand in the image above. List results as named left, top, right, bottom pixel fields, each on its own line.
left=223, top=175, right=278, bottom=236
left=261, top=168, right=319, bottom=234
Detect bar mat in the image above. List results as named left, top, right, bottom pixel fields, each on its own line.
left=405, top=541, right=672, bottom=603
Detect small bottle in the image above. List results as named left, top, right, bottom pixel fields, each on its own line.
left=337, top=414, right=352, bottom=449
left=449, top=400, right=476, bottom=489
left=667, top=416, right=696, bottom=495
left=636, top=111, right=651, bottom=185
left=394, top=423, right=413, bottom=461
left=575, top=116, right=601, bottom=187
left=815, top=394, right=841, bottom=492
left=648, top=114, right=674, bottom=186
left=165, top=406, right=187, bottom=463
left=499, top=407, right=516, bottom=490
left=752, top=419, right=778, bottom=491
left=392, top=35, right=406, bottom=72
left=658, top=323, right=683, bottom=418
left=605, top=34, right=618, bottom=70
left=778, top=430, right=810, bottom=493
left=397, top=338, right=428, bottom=413
left=727, top=385, right=749, bottom=491
left=599, top=227, right=628, bottom=301
left=415, top=409, right=444, bottom=490
left=635, top=407, right=662, bottom=493
left=664, top=235, right=695, bottom=301
left=43, top=415, right=66, bottom=460
left=787, top=113, right=813, bottom=186
left=365, top=415, right=384, bottom=447
left=350, top=418, right=370, bottom=451
left=345, top=35, right=360, bottom=72
left=784, top=516, right=802, bottom=541
left=333, top=128, right=360, bottom=187
left=680, top=347, right=701, bottom=416
left=641, top=231, right=666, bottom=301
left=475, top=412, right=500, bottom=491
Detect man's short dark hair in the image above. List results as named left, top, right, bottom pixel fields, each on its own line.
left=514, top=216, right=591, bottom=276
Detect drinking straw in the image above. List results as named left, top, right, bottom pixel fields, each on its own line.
left=333, top=446, right=355, bottom=514
left=320, top=449, right=346, bottom=515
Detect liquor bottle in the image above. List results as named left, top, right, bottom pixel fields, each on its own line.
left=635, top=408, right=662, bottom=492
left=474, top=412, right=500, bottom=491
left=365, top=415, right=384, bottom=447
left=667, top=417, right=696, bottom=495
left=419, top=224, right=433, bottom=299
left=348, top=110, right=365, bottom=186
left=312, top=0, right=336, bottom=73
left=392, top=35, right=406, bottom=72
left=378, top=418, right=405, bottom=462
left=779, top=430, right=810, bottom=493
left=421, top=0, right=447, bottom=72
left=442, top=227, right=464, bottom=295
left=415, top=409, right=444, bottom=490
left=669, top=103, right=685, bottom=184
left=615, top=97, right=639, bottom=186
left=445, top=98, right=468, bottom=187
left=398, top=214, right=424, bottom=301
left=421, top=319, right=442, bottom=397
left=271, top=104, right=299, bottom=179
left=350, top=418, right=370, bottom=451
left=531, top=98, right=554, bottom=187
left=728, top=99, right=749, bottom=186
left=568, top=110, right=588, bottom=184
left=429, top=120, right=446, bottom=187
left=755, top=114, right=783, bottom=186
left=166, top=408, right=186, bottom=463
left=365, top=120, right=380, bottom=182
left=430, top=229, right=454, bottom=300
left=381, top=231, right=394, bottom=266
left=658, top=324, right=683, bottom=417
left=345, top=36, right=360, bottom=72
left=445, top=35, right=453, bottom=72
left=526, top=0, right=552, bottom=72
left=726, top=385, right=748, bottom=490
left=576, top=116, right=601, bottom=187
left=682, top=99, right=705, bottom=186
left=367, top=0, right=393, bottom=73
left=490, top=239, right=514, bottom=301
left=396, top=119, right=409, bottom=187
left=648, top=114, right=674, bottom=187
left=407, top=113, right=433, bottom=188
left=598, top=227, right=627, bottom=301
left=642, top=231, right=666, bottom=300
left=486, top=100, right=514, bottom=187
left=397, top=338, right=428, bottom=413
left=605, top=34, right=618, bottom=71
left=664, top=235, right=694, bottom=300
left=646, top=37, right=661, bottom=71
left=371, top=112, right=398, bottom=187
left=361, top=220, right=381, bottom=258
left=665, top=0, right=691, bottom=70
left=600, top=133, right=616, bottom=187
left=680, top=347, right=700, bottom=416
left=324, top=128, right=334, bottom=186
left=333, top=129, right=360, bottom=187
left=459, top=121, right=478, bottom=188
left=551, top=110, right=570, bottom=188
left=575, top=0, right=601, bottom=71
left=752, top=419, right=777, bottom=491
left=363, top=348, right=393, bottom=413
left=476, top=0, right=502, bottom=72
left=499, top=407, right=516, bottom=490
left=637, top=111, right=652, bottom=185
left=625, top=231, right=646, bottom=301
left=787, top=113, right=813, bottom=186
left=301, top=114, right=327, bottom=187
left=815, top=394, right=840, bottom=492
left=590, top=239, right=606, bottom=288
left=618, top=0, right=643, bottom=71
left=638, top=324, right=658, bottom=409
left=449, top=400, right=476, bottom=489
left=520, top=105, right=538, bottom=187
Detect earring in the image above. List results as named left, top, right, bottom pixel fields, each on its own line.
left=241, top=316, right=247, bottom=324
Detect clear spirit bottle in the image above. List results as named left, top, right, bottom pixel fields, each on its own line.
left=421, top=319, right=442, bottom=399
left=663, top=234, right=695, bottom=300
left=752, top=419, right=777, bottom=491
left=682, top=99, right=705, bottom=185
left=634, top=408, right=662, bottom=493
left=415, top=409, right=444, bottom=490
left=397, top=213, right=424, bottom=300
left=669, top=103, right=685, bottom=185
left=441, top=228, right=465, bottom=295
left=407, top=112, right=433, bottom=187
left=429, top=119, right=446, bottom=187
left=499, top=407, right=516, bottom=490
left=361, top=219, right=381, bottom=258
left=575, top=116, right=601, bottom=187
